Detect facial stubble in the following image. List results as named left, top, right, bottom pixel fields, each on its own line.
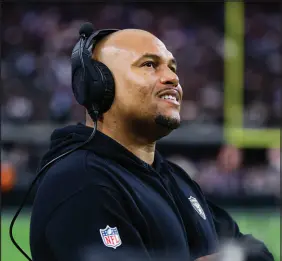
left=154, top=114, right=181, bottom=130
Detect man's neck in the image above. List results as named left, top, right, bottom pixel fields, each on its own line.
left=86, top=120, right=156, bottom=165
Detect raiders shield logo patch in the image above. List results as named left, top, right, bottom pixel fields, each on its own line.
left=188, top=196, right=206, bottom=220
left=100, top=225, right=122, bottom=249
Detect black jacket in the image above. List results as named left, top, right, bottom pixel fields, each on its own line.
left=30, top=123, right=274, bottom=261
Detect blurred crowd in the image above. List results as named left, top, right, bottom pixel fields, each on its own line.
left=2, top=3, right=281, bottom=127
left=168, top=146, right=280, bottom=199
left=1, top=3, right=281, bottom=199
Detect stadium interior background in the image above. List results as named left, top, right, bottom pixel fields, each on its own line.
left=1, top=2, right=281, bottom=261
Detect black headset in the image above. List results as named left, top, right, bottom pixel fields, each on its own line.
left=9, top=22, right=120, bottom=261
left=71, top=22, right=120, bottom=120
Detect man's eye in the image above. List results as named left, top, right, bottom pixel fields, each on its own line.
left=142, top=61, right=157, bottom=68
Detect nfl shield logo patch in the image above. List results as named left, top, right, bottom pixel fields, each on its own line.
left=100, top=225, right=122, bottom=249
left=188, top=196, right=206, bottom=220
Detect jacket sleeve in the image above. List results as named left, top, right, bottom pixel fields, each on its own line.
left=207, top=200, right=274, bottom=261
left=45, top=184, right=151, bottom=261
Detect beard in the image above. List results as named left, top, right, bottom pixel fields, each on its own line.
left=126, top=112, right=181, bottom=142
left=154, top=114, right=181, bottom=130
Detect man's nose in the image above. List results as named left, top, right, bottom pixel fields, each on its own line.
left=160, top=68, right=179, bottom=86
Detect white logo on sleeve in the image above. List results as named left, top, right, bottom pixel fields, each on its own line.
left=99, top=225, right=122, bottom=249
left=188, top=196, right=206, bottom=220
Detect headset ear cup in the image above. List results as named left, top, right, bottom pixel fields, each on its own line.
left=71, top=29, right=119, bottom=117
left=92, top=61, right=115, bottom=114
left=72, top=68, right=88, bottom=106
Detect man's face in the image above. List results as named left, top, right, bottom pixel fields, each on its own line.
left=97, top=30, right=183, bottom=133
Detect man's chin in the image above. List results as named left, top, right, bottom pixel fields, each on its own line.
left=154, top=114, right=181, bottom=131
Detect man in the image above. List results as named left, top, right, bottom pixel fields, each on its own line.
left=30, top=29, right=274, bottom=261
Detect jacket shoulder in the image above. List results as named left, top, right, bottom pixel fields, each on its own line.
left=34, top=150, right=117, bottom=213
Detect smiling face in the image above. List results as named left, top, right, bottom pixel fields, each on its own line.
left=93, top=29, right=183, bottom=138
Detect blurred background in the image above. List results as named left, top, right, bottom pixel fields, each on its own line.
left=1, top=2, right=281, bottom=261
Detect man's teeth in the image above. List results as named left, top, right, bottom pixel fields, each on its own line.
left=161, top=95, right=177, bottom=101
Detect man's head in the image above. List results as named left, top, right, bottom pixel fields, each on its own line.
left=90, top=29, right=183, bottom=140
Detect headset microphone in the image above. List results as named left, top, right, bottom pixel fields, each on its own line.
left=79, top=22, right=94, bottom=38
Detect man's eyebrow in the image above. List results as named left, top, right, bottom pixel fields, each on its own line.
left=132, top=53, right=177, bottom=67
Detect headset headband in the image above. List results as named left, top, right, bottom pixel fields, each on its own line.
left=85, top=29, right=120, bottom=52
